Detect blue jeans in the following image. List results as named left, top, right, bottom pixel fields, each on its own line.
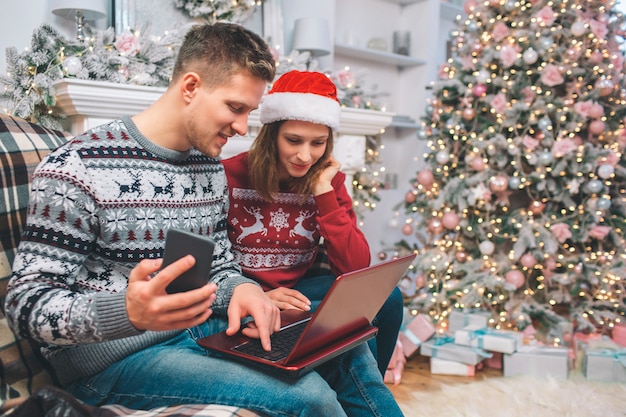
left=294, top=275, right=404, bottom=375
left=65, top=319, right=403, bottom=417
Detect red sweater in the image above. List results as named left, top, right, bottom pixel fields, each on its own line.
left=222, top=152, right=371, bottom=290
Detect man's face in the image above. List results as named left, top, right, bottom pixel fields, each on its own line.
left=186, top=72, right=267, bottom=158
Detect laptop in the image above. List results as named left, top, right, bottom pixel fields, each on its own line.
left=197, top=253, right=416, bottom=378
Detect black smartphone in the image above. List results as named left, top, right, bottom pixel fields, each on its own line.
left=162, top=228, right=215, bottom=294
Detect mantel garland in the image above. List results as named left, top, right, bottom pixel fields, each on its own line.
left=0, top=23, right=387, bottom=217
left=173, top=0, right=263, bottom=24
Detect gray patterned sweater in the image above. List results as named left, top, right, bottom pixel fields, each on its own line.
left=4, top=116, right=257, bottom=385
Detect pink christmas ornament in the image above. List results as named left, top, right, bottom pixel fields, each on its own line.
left=544, top=257, right=557, bottom=271
left=442, top=211, right=460, bottom=229
left=528, top=200, right=545, bottom=215
left=415, top=274, right=426, bottom=289
left=590, top=50, right=604, bottom=64
left=462, top=107, right=476, bottom=120
left=471, top=156, right=486, bottom=171
left=405, top=191, right=417, bottom=203
left=588, top=103, right=604, bottom=119
left=464, top=0, right=477, bottom=14
left=428, top=218, right=444, bottom=235
left=489, top=175, right=508, bottom=192
left=505, top=270, right=525, bottom=289
left=520, top=253, right=536, bottom=268
left=417, top=169, right=435, bottom=187
left=588, top=120, right=605, bottom=135
left=378, top=251, right=388, bottom=261
left=455, top=251, right=468, bottom=263
left=402, top=224, right=414, bottom=236
left=473, top=84, right=487, bottom=97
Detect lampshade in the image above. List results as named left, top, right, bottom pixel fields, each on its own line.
left=292, top=17, right=331, bottom=57
left=51, top=0, right=107, bottom=20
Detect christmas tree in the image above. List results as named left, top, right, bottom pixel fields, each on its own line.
left=390, top=0, right=626, bottom=344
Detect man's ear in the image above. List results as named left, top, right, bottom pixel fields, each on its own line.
left=180, top=72, right=201, bottom=103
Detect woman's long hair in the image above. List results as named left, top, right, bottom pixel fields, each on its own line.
left=247, top=121, right=334, bottom=203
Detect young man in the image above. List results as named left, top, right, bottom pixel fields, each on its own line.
left=4, top=23, right=403, bottom=417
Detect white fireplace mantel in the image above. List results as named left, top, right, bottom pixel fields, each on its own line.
left=53, top=79, right=394, bottom=191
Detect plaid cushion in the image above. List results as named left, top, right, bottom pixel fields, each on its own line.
left=0, top=114, right=71, bottom=284
left=0, top=114, right=71, bottom=409
left=0, top=114, right=263, bottom=417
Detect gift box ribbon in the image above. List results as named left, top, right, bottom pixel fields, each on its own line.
left=588, top=349, right=626, bottom=368
left=432, top=336, right=492, bottom=359
left=403, top=329, right=423, bottom=346
left=467, top=327, right=521, bottom=351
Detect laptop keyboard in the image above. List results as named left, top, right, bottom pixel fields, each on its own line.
left=232, top=319, right=309, bottom=362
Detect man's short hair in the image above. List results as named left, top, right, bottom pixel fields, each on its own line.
left=172, top=22, right=276, bottom=87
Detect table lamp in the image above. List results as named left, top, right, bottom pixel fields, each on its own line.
left=51, top=0, right=107, bottom=42
left=292, top=17, right=332, bottom=58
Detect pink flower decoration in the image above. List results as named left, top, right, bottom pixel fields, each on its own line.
left=115, top=31, right=140, bottom=56
left=336, top=69, right=355, bottom=88
left=521, top=86, right=536, bottom=104
left=522, top=134, right=539, bottom=150
left=603, top=149, right=619, bottom=166
left=493, top=22, right=510, bottom=42
left=550, top=222, right=572, bottom=243
left=588, top=225, right=611, bottom=240
left=500, top=44, right=520, bottom=67
left=535, top=6, right=556, bottom=26
left=618, top=131, right=626, bottom=150
left=438, top=63, right=449, bottom=79
left=541, top=64, right=564, bottom=87
left=590, top=19, right=609, bottom=39
left=460, top=55, right=476, bottom=71
left=551, top=138, right=577, bottom=158
left=490, top=93, right=507, bottom=114
left=611, top=53, right=623, bottom=74
left=269, top=47, right=280, bottom=62
left=574, top=100, right=593, bottom=118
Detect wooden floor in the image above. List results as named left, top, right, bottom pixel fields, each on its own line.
left=387, top=354, right=503, bottom=407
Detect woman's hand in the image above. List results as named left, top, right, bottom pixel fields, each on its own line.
left=313, top=156, right=341, bottom=196
left=266, top=287, right=311, bottom=311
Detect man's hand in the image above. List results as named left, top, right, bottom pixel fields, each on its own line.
left=126, top=257, right=217, bottom=331
left=266, top=287, right=311, bottom=311
left=226, top=283, right=281, bottom=351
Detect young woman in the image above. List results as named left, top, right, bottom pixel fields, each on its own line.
left=222, top=70, right=404, bottom=375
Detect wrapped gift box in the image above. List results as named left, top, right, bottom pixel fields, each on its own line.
left=612, top=324, right=626, bottom=347
left=398, top=313, right=436, bottom=357
left=583, top=337, right=626, bottom=382
left=430, top=357, right=476, bottom=376
left=584, top=350, right=626, bottom=382
left=503, top=345, right=569, bottom=379
left=448, top=310, right=491, bottom=332
left=483, top=351, right=503, bottom=369
left=420, top=337, right=490, bottom=365
left=454, top=325, right=524, bottom=354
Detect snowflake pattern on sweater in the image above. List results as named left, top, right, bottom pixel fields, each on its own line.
left=4, top=117, right=255, bottom=385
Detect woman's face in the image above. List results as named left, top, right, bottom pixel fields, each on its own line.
left=276, top=120, right=330, bottom=181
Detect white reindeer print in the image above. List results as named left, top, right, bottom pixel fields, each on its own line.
left=237, top=206, right=268, bottom=243
left=289, top=210, right=315, bottom=242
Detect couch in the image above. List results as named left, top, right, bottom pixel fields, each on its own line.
left=0, top=114, right=264, bottom=417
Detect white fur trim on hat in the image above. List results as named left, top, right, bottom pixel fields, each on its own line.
left=260, top=91, right=341, bottom=131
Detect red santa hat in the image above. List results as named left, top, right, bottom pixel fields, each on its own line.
left=260, top=70, right=341, bottom=131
